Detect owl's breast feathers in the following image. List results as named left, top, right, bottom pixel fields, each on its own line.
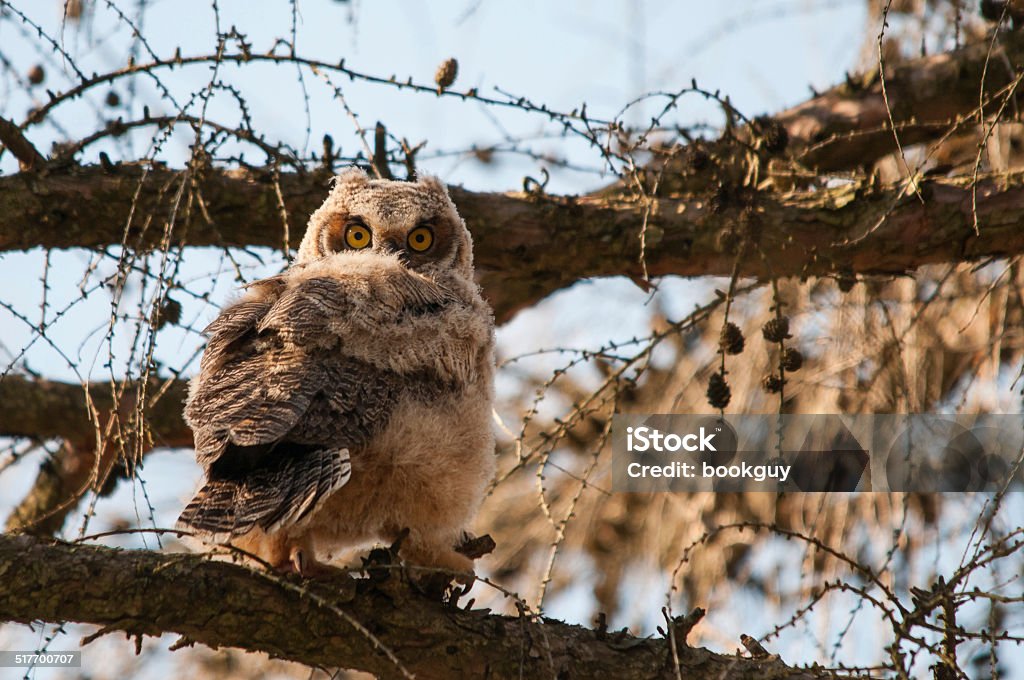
left=177, top=252, right=494, bottom=541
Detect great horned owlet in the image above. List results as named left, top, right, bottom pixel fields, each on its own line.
left=177, top=168, right=495, bottom=578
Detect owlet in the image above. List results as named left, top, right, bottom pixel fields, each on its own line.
left=177, top=168, right=496, bottom=578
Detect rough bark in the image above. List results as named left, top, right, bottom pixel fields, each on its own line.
left=776, top=28, right=1024, bottom=171
left=3, top=166, right=1024, bottom=321
left=0, top=376, right=190, bottom=446
left=0, top=534, right=839, bottom=679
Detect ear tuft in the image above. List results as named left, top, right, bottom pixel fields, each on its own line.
left=418, top=174, right=451, bottom=198
left=333, top=166, right=370, bottom=188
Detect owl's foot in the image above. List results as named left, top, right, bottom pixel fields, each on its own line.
left=407, top=555, right=475, bottom=600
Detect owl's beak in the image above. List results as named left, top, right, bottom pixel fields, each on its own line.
left=380, top=238, right=409, bottom=263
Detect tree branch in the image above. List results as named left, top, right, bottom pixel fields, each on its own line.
left=0, top=116, right=46, bottom=171
left=0, top=376, right=191, bottom=534
left=775, top=28, right=1024, bottom=171
left=0, top=375, right=190, bottom=445
left=0, top=534, right=838, bottom=679
left=1, top=165, right=1023, bottom=320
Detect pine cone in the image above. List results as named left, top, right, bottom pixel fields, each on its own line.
left=719, top=322, right=745, bottom=355
left=706, top=372, right=731, bottom=409
left=761, top=373, right=785, bottom=394
left=27, top=64, right=44, bottom=85
left=434, top=58, right=458, bottom=92
left=762, top=316, right=791, bottom=343
left=781, top=347, right=803, bottom=372
left=157, top=297, right=182, bottom=329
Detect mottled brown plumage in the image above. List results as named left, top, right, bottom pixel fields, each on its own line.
left=178, top=168, right=495, bottom=577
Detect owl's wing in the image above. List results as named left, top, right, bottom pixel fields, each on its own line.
left=178, top=267, right=455, bottom=541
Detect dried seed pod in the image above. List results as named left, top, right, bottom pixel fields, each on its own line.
left=706, top=372, right=732, bottom=409
left=719, top=322, right=745, bottom=355
left=762, top=316, right=791, bottom=343
left=761, top=373, right=784, bottom=394
left=321, top=134, right=335, bottom=169
left=106, top=118, right=127, bottom=137
left=105, top=90, right=121, bottom=107
left=781, top=347, right=803, bottom=372
left=473, top=146, right=495, bottom=164
left=434, top=58, right=458, bottom=92
left=27, top=64, right=45, bottom=85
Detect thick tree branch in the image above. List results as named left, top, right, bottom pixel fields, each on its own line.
left=2, top=165, right=1024, bottom=320
left=0, top=375, right=190, bottom=445
left=0, top=376, right=191, bottom=534
left=0, top=534, right=838, bottom=679
left=776, top=28, right=1024, bottom=171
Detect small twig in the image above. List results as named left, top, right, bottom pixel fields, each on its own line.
left=740, top=634, right=772, bottom=659
left=373, top=121, right=393, bottom=180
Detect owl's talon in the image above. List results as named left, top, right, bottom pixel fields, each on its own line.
left=274, top=546, right=335, bottom=578
left=290, top=547, right=306, bottom=575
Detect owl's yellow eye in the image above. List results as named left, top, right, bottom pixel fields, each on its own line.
left=344, top=224, right=372, bottom=250
left=407, top=226, right=434, bottom=252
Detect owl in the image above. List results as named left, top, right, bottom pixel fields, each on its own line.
left=176, top=167, right=496, bottom=579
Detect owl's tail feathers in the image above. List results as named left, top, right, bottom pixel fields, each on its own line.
left=176, top=447, right=352, bottom=543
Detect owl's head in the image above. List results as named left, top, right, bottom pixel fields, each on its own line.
left=296, top=167, right=474, bottom=279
